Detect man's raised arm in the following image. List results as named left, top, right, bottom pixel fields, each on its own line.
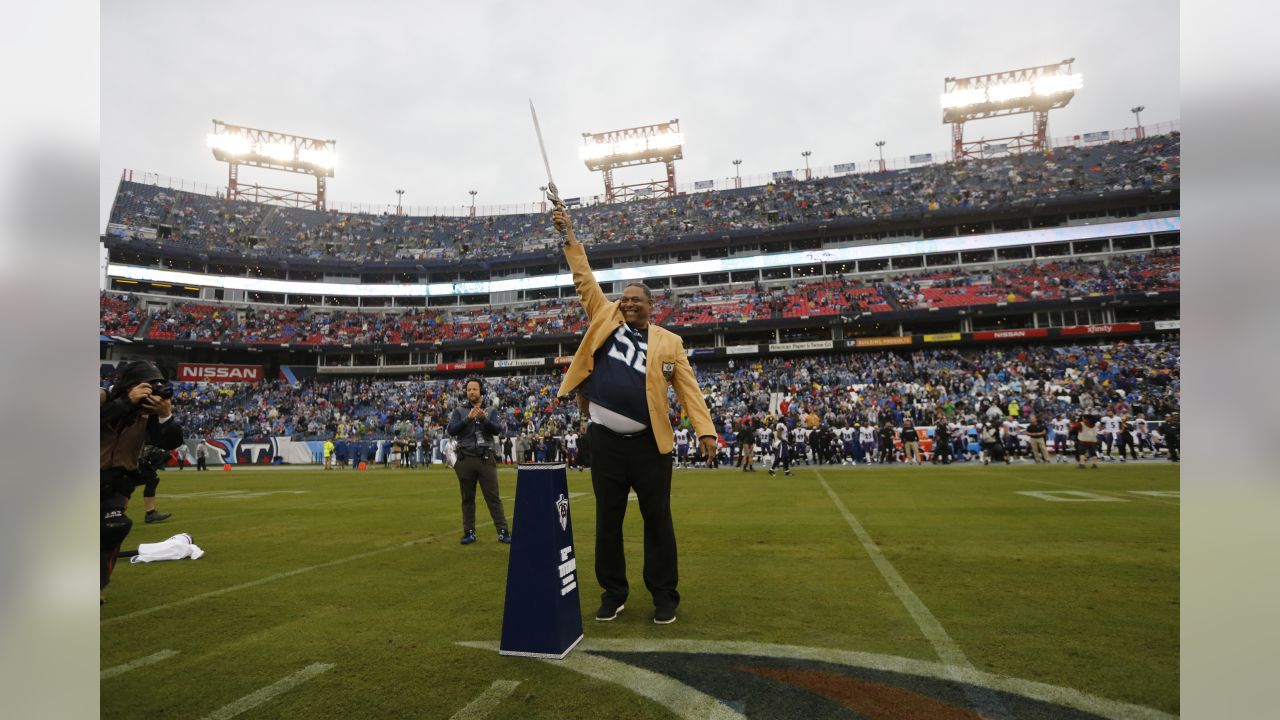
left=552, top=207, right=610, bottom=318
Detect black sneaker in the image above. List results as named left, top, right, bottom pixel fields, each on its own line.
left=595, top=602, right=624, bottom=621
left=145, top=510, right=171, bottom=524
left=460, top=529, right=477, bottom=545
left=497, top=529, right=512, bottom=544
left=654, top=608, right=677, bottom=625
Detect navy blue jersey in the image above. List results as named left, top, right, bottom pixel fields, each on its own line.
left=585, top=324, right=650, bottom=426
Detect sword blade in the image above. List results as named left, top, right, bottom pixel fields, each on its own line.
left=529, top=99, right=556, bottom=188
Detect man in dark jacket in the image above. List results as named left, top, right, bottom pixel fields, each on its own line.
left=100, top=361, right=184, bottom=600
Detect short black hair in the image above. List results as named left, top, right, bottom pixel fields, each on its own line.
left=623, top=282, right=654, bottom=303
left=463, top=377, right=484, bottom=392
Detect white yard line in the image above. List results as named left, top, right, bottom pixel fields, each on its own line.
left=447, top=680, right=521, bottom=720
left=197, top=663, right=334, bottom=720
left=815, top=470, right=1011, bottom=718
left=100, top=649, right=178, bottom=680
left=1012, top=475, right=1180, bottom=506
left=101, top=523, right=494, bottom=627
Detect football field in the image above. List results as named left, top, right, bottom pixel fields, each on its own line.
left=100, top=462, right=1179, bottom=719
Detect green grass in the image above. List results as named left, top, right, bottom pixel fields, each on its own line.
left=101, top=462, right=1179, bottom=719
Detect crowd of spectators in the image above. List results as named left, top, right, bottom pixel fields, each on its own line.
left=99, top=293, right=143, bottom=336
left=885, top=250, right=1180, bottom=309
left=106, top=134, right=1180, bottom=264
left=102, top=250, right=1179, bottom=344
left=116, top=338, right=1177, bottom=444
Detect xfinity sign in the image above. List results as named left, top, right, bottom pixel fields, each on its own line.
left=178, top=364, right=265, bottom=383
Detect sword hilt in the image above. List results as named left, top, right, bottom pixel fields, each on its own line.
left=546, top=181, right=566, bottom=211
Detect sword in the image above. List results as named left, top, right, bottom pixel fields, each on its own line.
left=529, top=99, right=566, bottom=211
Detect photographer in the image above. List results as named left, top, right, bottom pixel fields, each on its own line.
left=445, top=378, right=511, bottom=546
left=100, top=361, right=184, bottom=599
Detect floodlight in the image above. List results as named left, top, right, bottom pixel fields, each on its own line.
left=1032, top=74, right=1084, bottom=96
left=299, top=148, right=337, bottom=168
left=988, top=81, right=1032, bottom=103
left=941, top=60, right=1082, bottom=161
left=206, top=133, right=251, bottom=156
left=208, top=119, right=337, bottom=210
left=940, top=88, right=986, bottom=109
left=256, top=142, right=296, bottom=162
left=580, top=132, right=685, bottom=161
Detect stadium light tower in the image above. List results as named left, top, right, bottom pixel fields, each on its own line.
left=941, top=59, right=1082, bottom=161
left=207, top=120, right=336, bottom=210
left=732, top=159, right=742, bottom=189
left=539, top=185, right=548, bottom=213
left=801, top=150, right=812, bottom=181
left=469, top=190, right=478, bottom=218
left=1131, top=105, right=1146, bottom=140
left=875, top=141, right=886, bottom=172
left=580, top=119, right=683, bottom=203
left=395, top=188, right=405, bottom=216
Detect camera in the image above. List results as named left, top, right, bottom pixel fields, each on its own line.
left=139, top=445, right=171, bottom=472
left=150, top=381, right=175, bottom=400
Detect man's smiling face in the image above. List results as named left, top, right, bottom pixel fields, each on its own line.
left=620, top=284, right=652, bottom=328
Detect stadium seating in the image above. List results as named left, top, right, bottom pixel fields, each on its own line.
left=109, top=338, right=1178, bottom=442
left=106, top=134, right=1180, bottom=265
left=106, top=250, right=1178, bottom=346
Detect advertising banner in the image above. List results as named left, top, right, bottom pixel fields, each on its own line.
left=177, top=363, right=264, bottom=383
left=971, top=328, right=1050, bottom=341
left=436, top=361, right=485, bottom=371
left=854, top=336, right=913, bottom=347
left=725, top=344, right=759, bottom=355
left=1059, top=323, right=1143, bottom=336
left=492, top=358, right=546, bottom=368
left=768, top=340, right=834, bottom=352
left=923, top=333, right=962, bottom=343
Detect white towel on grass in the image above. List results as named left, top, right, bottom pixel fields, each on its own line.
left=130, top=533, right=205, bottom=563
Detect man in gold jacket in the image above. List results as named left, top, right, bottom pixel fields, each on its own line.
left=552, top=206, right=716, bottom=625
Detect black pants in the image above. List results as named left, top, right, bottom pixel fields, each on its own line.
left=100, top=472, right=137, bottom=591
left=454, top=453, right=507, bottom=533
left=1117, top=433, right=1139, bottom=459
left=197, top=456, right=207, bottom=471
left=141, top=470, right=160, bottom=499
left=771, top=441, right=790, bottom=471
left=588, top=424, right=678, bottom=612
left=933, top=437, right=952, bottom=464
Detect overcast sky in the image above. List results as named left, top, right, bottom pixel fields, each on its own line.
left=101, top=0, right=1178, bottom=225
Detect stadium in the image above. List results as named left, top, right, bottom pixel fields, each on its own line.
left=98, top=10, right=1179, bottom=720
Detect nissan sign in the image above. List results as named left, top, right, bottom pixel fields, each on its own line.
left=177, top=364, right=265, bottom=383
